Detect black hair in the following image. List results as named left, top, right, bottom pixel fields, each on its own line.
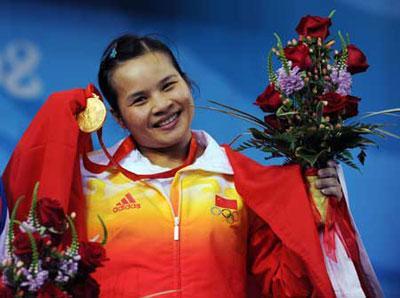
left=98, top=34, right=191, bottom=115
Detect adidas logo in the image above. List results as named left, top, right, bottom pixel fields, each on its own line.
left=112, top=193, right=141, bottom=213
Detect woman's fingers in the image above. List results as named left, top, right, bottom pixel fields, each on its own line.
left=315, top=177, right=339, bottom=189
left=316, top=161, right=343, bottom=200
left=326, top=160, right=338, bottom=168
left=320, top=186, right=342, bottom=199
left=317, top=167, right=338, bottom=178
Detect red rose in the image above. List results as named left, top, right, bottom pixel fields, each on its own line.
left=319, top=93, right=360, bottom=119
left=346, top=44, right=369, bottom=74
left=13, top=231, right=43, bottom=256
left=255, top=84, right=282, bottom=112
left=319, top=92, right=347, bottom=115
left=296, top=15, right=332, bottom=40
left=38, top=283, right=70, bottom=298
left=284, top=43, right=312, bottom=69
left=0, top=279, right=13, bottom=298
left=70, top=276, right=100, bottom=298
left=0, top=287, right=13, bottom=298
left=78, top=242, right=108, bottom=273
left=343, top=95, right=360, bottom=118
left=264, top=115, right=289, bottom=132
left=37, top=198, right=66, bottom=232
left=264, top=115, right=281, bottom=130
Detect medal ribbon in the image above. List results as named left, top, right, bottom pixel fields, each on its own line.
left=82, top=128, right=198, bottom=180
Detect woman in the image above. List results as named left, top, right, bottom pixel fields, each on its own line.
left=2, top=34, right=379, bottom=297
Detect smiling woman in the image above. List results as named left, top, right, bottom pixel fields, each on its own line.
left=0, top=33, right=381, bottom=297
left=111, top=52, right=194, bottom=168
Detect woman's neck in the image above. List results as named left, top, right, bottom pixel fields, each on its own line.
left=137, top=137, right=194, bottom=169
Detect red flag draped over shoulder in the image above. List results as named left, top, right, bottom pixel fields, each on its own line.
left=2, top=84, right=96, bottom=241
left=223, top=145, right=336, bottom=297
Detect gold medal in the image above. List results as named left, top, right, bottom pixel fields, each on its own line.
left=77, top=93, right=106, bottom=133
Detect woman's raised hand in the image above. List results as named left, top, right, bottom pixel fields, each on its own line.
left=315, top=161, right=343, bottom=200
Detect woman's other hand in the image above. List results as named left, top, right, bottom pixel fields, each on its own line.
left=315, top=161, right=343, bottom=200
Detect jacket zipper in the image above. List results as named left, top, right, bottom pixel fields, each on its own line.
left=142, top=175, right=182, bottom=296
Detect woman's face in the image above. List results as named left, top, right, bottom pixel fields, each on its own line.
left=112, top=52, right=194, bottom=151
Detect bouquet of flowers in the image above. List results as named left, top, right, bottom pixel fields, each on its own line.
left=210, top=11, right=399, bottom=171
left=207, top=12, right=399, bottom=245
left=0, top=183, right=108, bottom=297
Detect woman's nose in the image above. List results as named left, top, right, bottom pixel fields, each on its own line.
left=152, top=93, right=174, bottom=115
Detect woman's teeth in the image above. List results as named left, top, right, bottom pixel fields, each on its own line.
left=158, top=113, right=178, bottom=127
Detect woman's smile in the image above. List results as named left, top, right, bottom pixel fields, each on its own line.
left=153, top=111, right=180, bottom=129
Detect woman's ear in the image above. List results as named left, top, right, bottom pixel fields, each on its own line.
left=110, top=109, right=126, bottom=129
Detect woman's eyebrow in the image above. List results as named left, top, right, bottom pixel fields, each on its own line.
left=159, top=74, right=178, bottom=85
left=127, top=90, right=146, bottom=100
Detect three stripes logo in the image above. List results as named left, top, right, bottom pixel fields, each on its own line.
left=112, top=193, right=141, bottom=213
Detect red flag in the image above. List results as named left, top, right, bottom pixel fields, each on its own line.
left=1, top=84, right=98, bottom=241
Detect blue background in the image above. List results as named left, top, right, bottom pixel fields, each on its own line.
left=0, top=0, right=399, bottom=295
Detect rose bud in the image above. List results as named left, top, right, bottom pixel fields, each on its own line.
left=254, top=84, right=283, bottom=112
left=343, top=95, right=361, bottom=118
left=264, top=115, right=282, bottom=131
left=283, top=43, right=312, bottom=69
left=325, top=40, right=335, bottom=48
left=296, top=15, right=332, bottom=40
left=37, top=197, right=67, bottom=232
left=318, top=92, right=359, bottom=119
left=346, top=44, right=369, bottom=74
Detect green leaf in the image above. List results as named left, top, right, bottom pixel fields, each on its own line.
left=26, top=230, right=39, bottom=274
left=274, top=33, right=290, bottom=75
left=66, top=215, right=79, bottom=255
left=359, top=108, right=400, bottom=119
left=328, top=9, right=336, bottom=18
left=346, top=33, right=351, bottom=44
left=336, top=154, right=360, bottom=171
left=249, top=128, right=268, bottom=140
left=97, top=215, right=108, bottom=246
left=316, top=101, right=324, bottom=125
left=374, top=128, right=400, bottom=139
left=28, top=182, right=40, bottom=228
left=7, top=196, right=24, bottom=256
left=357, top=150, right=366, bottom=165
left=206, top=100, right=267, bottom=126
left=337, top=31, right=348, bottom=70
left=342, top=149, right=354, bottom=160
left=198, top=105, right=266, bottom=128
left=267, top=50, right=277, bottom=84
left=295, top=147, right=327, bottom=167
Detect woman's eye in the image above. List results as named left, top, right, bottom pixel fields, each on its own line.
left=162, top=81, right=176, bottom=91
left=131, top=96, right=147, bottom=105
